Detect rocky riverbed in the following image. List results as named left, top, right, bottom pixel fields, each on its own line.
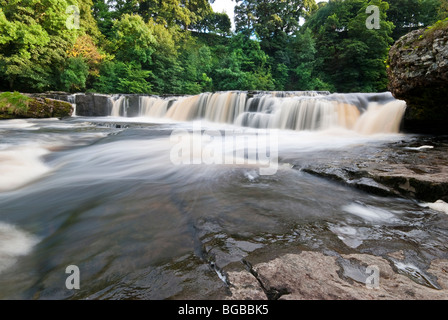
left=222, top=134, right=448, bottom=300
left=226, top=250, right=448, bottom=300
left=298, top=135, right=448, bottom=203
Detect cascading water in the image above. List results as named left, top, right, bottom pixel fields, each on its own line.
left=109, top=91, right=407, bottom=134
left=2, top=90, right=448, bottom=301
left=111, top=95, right=129, bottom=117
left=139, top=96, right=171, bottom=118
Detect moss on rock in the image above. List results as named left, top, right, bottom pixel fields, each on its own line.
left=387, top=19, right=448, bottom=133
left=0, top=94, right=73, bottom=119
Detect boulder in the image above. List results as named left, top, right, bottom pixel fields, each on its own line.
left=227, top=250, right=448, bottom=300
left=388, top=20, right=448, bottom=134
left=0, top=97, right=73, bottom=119
left=75, top=93, right=112, bottom=117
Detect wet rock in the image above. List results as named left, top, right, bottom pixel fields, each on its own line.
left=75, top=93, right=112, bottom=117
left=425, top=200, right=448, bottom=214
left=227, top=251, right=448, bottom=300
left=226, top=269, right=267, bottom=300
left=31, top=92, right=73, bottom=103
left=388, top=20, right=448, bottom=134
left=0, top=97, right=73, bottom=119
left=302, top=166, right=397, bottom=198
left=298, top=137, right=448, bottom=203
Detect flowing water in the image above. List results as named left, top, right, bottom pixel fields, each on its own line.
left=0, top=91, right=447, bottom=299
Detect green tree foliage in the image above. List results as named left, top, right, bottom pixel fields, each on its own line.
left=191, top=12, right=232, bottom=35
left=92, top=0, right=115, bottom=38
left=111, top=14, right=156, bottom=66
left=0, top=0, right=78, bottom=91
left=60, top=57, right=90, bottom=92
left=1, top=0, right=445, bottom=95
left=235, top=0, right=318, bottom=54
left=211, top=33, right=275, bottom=91
left=288, top=29, right=333, bottom=91
left=93, top=60, right=152, bottom=93
left=303, top=0, right=394, bottom=92
left=387, top=0, right=443, bottom=40
left=137, top=0, right=213, bottom=29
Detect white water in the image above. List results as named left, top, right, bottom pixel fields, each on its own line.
left=0, top=146, right=51, bottom=192
left=426, top=200, right=448, bottom=214
left=111, top=95, right=129, bottom=117
left=109, top=91, right=407, bottom=135
left=0, top=119, right=110, bottom=192
left=1, top=113, right=447, bottom=300
left=342, top=203, right=397, bottom=222
left=0, top=222, right=39, bottom=274
left=140, top=96, right=170, bottom=118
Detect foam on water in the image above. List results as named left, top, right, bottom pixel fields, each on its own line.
left=425, top=200, right=448, bottom=214
left=0, top=146, right=51, bottom=192
left=0, top=222, right=39, bottom=274
left=404, top=145, right=434, bottom=151
left=0, top=119, right=38, bottom=130
left=342, top=203, right=396, bottom=222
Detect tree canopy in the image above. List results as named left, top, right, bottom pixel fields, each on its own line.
left=0, top=0, right=445, bottom=94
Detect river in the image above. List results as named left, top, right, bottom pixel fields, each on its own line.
left=0, top=91, right=447, bottom=299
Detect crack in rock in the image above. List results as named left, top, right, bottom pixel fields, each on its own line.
left=225, top=251, right=448, bottom=300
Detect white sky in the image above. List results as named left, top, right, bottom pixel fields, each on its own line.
left=210, top=0, right=330, bottom=31
left=211, top=0, right=236, bottom=16
left=211, top=0, right=237, bottom=29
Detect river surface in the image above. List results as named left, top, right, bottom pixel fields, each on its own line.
left=0, top=115, right=447, bottom=299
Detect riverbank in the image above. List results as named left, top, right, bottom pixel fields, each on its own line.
left=0, top=116, right=447, bottom=300
left=223, top=134, right=448, bottom=300
left=226, top=250, right=448, bottom=300
left=1, top=94, right=447, bottom=300
left=0, top=92, right=73, bottom=119
left=299, top=135, right=448, bottom=203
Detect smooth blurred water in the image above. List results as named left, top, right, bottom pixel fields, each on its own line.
left=0, top=117, right=447, bottom=299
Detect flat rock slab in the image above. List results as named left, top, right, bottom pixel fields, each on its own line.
left=227, top=251, right=448, bottom=300
left=295, top=137, right=448, bottom=203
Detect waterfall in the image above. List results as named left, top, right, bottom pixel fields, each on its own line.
left=104, top=91, right=406, bottom=134
left=139, top=96, right=170, bottom=118
left=111, top=95, right=129, bottom=117
left=67, top=93, right=85, bottom=117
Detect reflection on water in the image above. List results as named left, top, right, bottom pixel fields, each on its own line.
left=0, top=117, right=447, bottom=299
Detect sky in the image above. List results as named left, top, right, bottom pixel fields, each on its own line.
left=210, top=0, right=330, bottom=31
left=211, top=0, right=236, bottom=17
left=211, top=0, right=237, bottom=29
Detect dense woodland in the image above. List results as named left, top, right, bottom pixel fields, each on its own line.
left=0, top=0, right=446, bottom=94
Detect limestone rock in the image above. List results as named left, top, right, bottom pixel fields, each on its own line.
left=388, top=20, right=448, bottom=134
left=0, top=97, right=73, bottom=119
left=227, top=251, right=448, bottom=300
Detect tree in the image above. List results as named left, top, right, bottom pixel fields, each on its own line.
left=211, top=33, right=275, bottom=91
left=93, top=60, right=152, bottom=93
left=78, top=0, right=103, bottom=41
left=65, top=34, right=105, bottom=89
left=146, top=20, right=184, bottom=94
left=191, top=12, right=232, bottom=35
left=115, top=61, right=152, bottom=93
left=303, top=0, right=394, bottom=92
left=387, top=0, right=443, bottom=40
left=0, top=0, right=78, bottom=92
left=234, top=0, right=318, bottom=53
left=60, top=57, right=90, bottom=92
left=288, top=29, right=333, bottom=91
left=92, top=0, right=114, bottom=38
left=181, top=43, right=214, bottom=93
left=137, top=0, right=213, bottom=29
left=111, top=14, right=156, bottom=66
